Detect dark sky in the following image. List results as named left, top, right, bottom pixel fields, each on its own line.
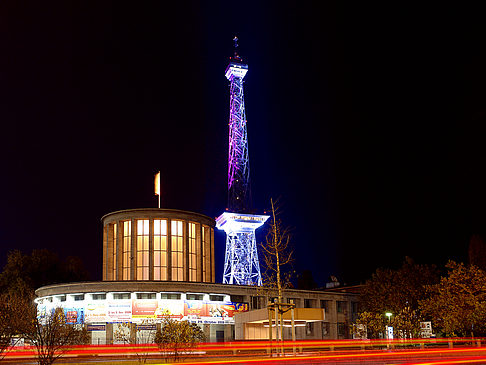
left=1, top=2, right=485, bottom=286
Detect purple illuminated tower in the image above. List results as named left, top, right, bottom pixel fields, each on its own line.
left=217, top=38, right=269, bottom=286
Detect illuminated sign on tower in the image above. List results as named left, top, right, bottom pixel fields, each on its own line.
left=217, top=38, right=269, bottom=286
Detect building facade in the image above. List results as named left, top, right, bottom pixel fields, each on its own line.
left=35, top=208, right=359, bottom=344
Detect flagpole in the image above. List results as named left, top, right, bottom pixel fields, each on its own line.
left=155, top=171, right=161, bottom=208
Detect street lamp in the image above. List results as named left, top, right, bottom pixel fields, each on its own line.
left=385, top=312, right=393, bottom=341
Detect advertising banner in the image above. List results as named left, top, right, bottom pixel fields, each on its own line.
left=85, top=302, right=107, bottom=323
left=63, top=307, right=85, bottom=324
left=106, top=300, right=132, bottom=322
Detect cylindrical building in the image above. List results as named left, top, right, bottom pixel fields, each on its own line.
left=101, top=209, right=215, bottom=283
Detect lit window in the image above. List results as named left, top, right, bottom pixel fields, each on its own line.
left=188, top=222, right=197, bottom=282
left=122, top=221, right=131, bottom=280
left=171, top=220, right=184, bottom=281
left=113, top=223, right=117, bottom=280
left=154, top=219, right=168, bottom=280
left=202, top=225, right=210, bottom=282
left=136, top=220, right=149, bottom=280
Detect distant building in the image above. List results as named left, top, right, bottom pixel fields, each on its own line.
left=35, top=208, right=360, bottom=343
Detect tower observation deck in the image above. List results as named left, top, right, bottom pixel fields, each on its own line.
left=217, top=38, right=268, bottom=286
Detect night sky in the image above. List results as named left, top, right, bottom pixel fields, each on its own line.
left=1, top=2, right=485, bottom=286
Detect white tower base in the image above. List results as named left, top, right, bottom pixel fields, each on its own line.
left=216, top=212, right=269, bottom=286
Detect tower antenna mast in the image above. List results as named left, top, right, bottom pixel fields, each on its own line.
left=216, top=37, right=269, bottom=286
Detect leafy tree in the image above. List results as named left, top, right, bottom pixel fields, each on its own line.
left=154, top=317, right=205, bottom=362
left=420, top=261, right=486, bottom=337
left=23, top=306, right=89, bottom=365
left=355, top=311, right=386, bottom=339
left=360, top=257, right=438, bottom=315
left=357, top=257, right=438, bottom=339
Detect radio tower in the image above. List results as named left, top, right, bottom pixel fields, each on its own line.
left=216, top=37, right=269, bottom=286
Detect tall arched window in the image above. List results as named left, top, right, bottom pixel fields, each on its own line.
left=171, top=220, right=184, bottom=281
left=154, top=219, right=168, bottom=280
left=136, top=220, right=149, bottom=280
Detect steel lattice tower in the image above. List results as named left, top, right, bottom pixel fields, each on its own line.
left=217, top=38, right=268, bottom=286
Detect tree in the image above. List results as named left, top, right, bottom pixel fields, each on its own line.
left=0, top=249, right=90, bottom=297
left=113, top=320, right=157, bottom=364
left=260, top=198, right=293, bottom=302
left=358, top=257, right=438, bottom=339
left=0, top=293, right=32, bottom=359
left=355, top=311, right=386, bottom=339
left=360, top=257, right=438, bottom=314
left=23, top=306, right=89, bottom=365
left=420, top=261, right=486, bottom=337
left=154, top=317, right=205, bottom=362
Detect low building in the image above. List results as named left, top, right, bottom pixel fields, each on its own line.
left=35, top=208, right=359, bottom=343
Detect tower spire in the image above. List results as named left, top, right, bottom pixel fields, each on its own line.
left=217, top=38, right=269, bottom=286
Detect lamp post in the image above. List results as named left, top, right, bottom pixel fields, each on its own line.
left=385, top=312, right=393, bottom=342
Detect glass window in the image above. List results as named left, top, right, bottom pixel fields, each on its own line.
left=202, top=225, right=210, bottom=282
left=188, top=222, right=197, bottom=282
left=136, top=293, right=156, bottom=300
left=136, top=220, right=149, bottom=280
left=322, top=322, right=330, bottom=338
left=113, top=293, right=131, bottom=300
left=210, top=295, right=224, bottom=302
left=122, top=221, right=131, bottom=280
left=337, top=301, right=347, bottom=314
left=113, top=223, right=117, bottom=280
left=58, top=295, right=66, bottom=302
left=153, top=219, right=168, bottom=280
left=304, top=299, right=314, bottom=308
left=73, top=294, right=84, bottom=301
left=92, top=294, right=106, bottom=300
left=337, top=322, right=347, bottom=337
left=320, top=300, right=330, bottom=311
left=171, top=220, right=184, bottom=281
left=231, top=295, right=244, bottom=303
left=186, top=294, right=203, bottom=301
left=161, top=293, right=181, bottom=300
left=306, top=322, right=314, bottom=335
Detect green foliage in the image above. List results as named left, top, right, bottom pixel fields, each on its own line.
left=420, top=261, right=486, bottom=337
left=154, top=317, right=205, bottom=362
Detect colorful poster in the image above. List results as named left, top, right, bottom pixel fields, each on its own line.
left=157, top=300, right=184, bottom=319
left=106, top=300, right=132, bottom=322
left=184, top=300, right=208, bottom=319
left=132, top=299, right=159, bottom=318
left=63, top=307, right=85, bottom=324
left=85, top=302, right=107, bottom=323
